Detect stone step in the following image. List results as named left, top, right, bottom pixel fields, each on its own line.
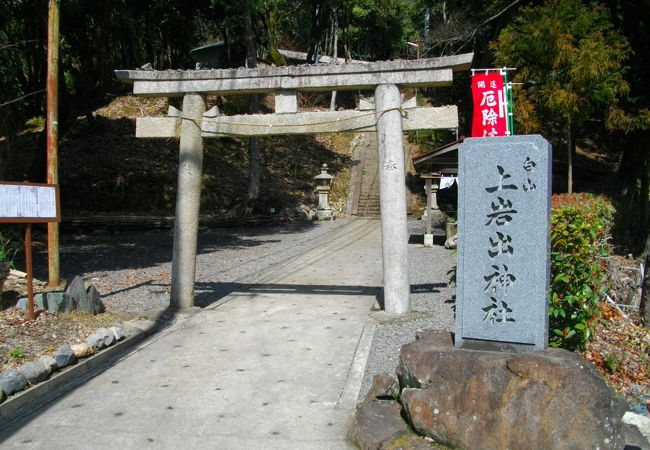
left=352, top=132, right=380, bottom=217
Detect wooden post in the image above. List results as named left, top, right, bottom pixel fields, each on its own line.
left=170, top=93, right=206, bottom=309
left=46, top=0, right=60, bottom=287
left=25, top=224, right=35, bottom=321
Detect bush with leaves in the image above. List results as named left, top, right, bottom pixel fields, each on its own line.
left=0, top=232, right=17, bottom=267
left=549, top=193, right=614, bottom=349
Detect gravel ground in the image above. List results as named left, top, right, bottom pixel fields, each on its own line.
left=358, top=220, right=456, bottom=400
left=25, top=217, right=455, bottom=402
left=47, top=219, right=347, bottom=316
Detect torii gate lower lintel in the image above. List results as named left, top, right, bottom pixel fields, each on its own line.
left=116, top=53, right=473, bottom=315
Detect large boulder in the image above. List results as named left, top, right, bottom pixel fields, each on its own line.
left=85, top=285, right=104, bottom=314
left=64, top=276, right=89, bottom=312
left=349, top=372, right=448, bottom=450
left=16, top=292, right=76, bottom=313
left=396, top=331, right=628, bottom=450
left=349, top=399, right=410, bottom=450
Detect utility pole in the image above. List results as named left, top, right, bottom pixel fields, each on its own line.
left=46, top=0, right=60, bottom=287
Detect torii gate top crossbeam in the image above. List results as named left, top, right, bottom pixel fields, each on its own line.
left=116, top=53, right=473, bottom=97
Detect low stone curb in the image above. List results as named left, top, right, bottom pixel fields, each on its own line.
left=0, top=320, right=158, bottom=420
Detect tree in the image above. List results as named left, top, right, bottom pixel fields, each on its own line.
left=242, top=0, right=262, bottom=209
left=491, top=0, right=630, bottom=193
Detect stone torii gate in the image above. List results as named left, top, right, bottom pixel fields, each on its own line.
left=116, top=53, right=472, bottom=315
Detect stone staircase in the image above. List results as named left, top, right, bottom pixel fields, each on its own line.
left=355, top=134, right=381, bottom=218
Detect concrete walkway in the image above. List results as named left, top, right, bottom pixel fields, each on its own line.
left=0, top=220, right=383, bottom=449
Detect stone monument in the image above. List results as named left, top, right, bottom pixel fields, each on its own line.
left=455, top=135, right=552, bottom=351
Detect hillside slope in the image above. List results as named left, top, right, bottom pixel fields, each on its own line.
left=0, top=96, right=355, bottom=219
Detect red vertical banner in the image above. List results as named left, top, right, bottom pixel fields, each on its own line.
left=471, top=72, right=508, bottom=137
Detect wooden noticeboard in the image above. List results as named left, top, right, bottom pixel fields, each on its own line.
left=0, top=181, right=60, bottom=321
left=0, top=181, right=61, bottom=223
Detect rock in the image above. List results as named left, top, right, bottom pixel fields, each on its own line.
left=15, top=294, right=46, bottom=311
left=18, top=361, right=50, bottom=384
left=363, top=372, right=400, bottom=404
left=623, top=412, right=650, bottom=444
left=86, top=333, right=106, bottom=350
left=109, top=326, right=125, bottom=342
left=38, top=355, right=57, bottom=375
left=71, top=343, right=94, bottom=358
left=96, top=328, right=115, bottom=347
left=396, top=331, right=627, bottom=450
left=54, top=344, right=77, bottom=369
left=622, top=423, right=650, bottom=450
left=64, top=276, right=89, bottom=312
left=15, top=292, right=79, bottom=314
left=415, top=329, right=453, bottom=345
left=45, top=292, right=76, bottom=313
left=0, top=369, right=28, bottom=396
left=349, top=400, right=410, bottom=450
left=0, top=388, right=5, bottom=403
left=85, top=285, right=104, bottom=314
left=381, top=433, right=440, bottom=450
left=443, top=234, right=457, bottom=249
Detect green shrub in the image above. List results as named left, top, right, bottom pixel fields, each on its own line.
left=0, top=232, right=17, bottom=267
left=549, top=193, right=614, bottom=350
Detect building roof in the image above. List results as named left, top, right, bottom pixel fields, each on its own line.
left=412, top=138, right=464, bottom=173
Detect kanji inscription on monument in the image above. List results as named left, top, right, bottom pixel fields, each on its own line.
left=455, top=135, right=551, bottom=351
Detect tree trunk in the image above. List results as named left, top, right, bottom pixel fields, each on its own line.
left=566, top=116, right=573, bottom=194
left=243, top=0, right=261, bottom=211
left=330, top=5, right=338, bottom=111
left=641, top=232, right=650, bottom=328
left=639, top=132, right=649, bottom=243
left=617, top=130, right=649, bottom=249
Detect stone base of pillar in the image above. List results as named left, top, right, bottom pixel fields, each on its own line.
left=316, top=209, right=333, bottom=220
left=423, top=234, right=434, bottom=247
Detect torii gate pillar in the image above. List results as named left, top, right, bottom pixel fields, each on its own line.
left=116, top=52, right=474, bottom=312
left=171, top=92, right=206, bottom=309
left=375, top=84, right=410, bottom=314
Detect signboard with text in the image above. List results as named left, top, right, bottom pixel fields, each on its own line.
left=471, top=72, right=509, bottom=138
left=456, top=136, right=551, bottom=351
left=0, top=182, right=60, bottom=223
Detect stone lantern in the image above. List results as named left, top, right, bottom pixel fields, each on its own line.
left=314, top=164, right=334, bottom=220
left=421, top=172, right=446, bottom=247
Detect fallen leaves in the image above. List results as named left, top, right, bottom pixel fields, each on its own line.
left=0, top=308, right=129, bottom=371
left=583, top=303, right=650, bottom=412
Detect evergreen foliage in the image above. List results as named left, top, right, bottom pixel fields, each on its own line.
left=550, top=193, right=614, bottom=349
left=491, top=0, right=630, bottom=192
left=492, top=0, right=630, bottom=134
